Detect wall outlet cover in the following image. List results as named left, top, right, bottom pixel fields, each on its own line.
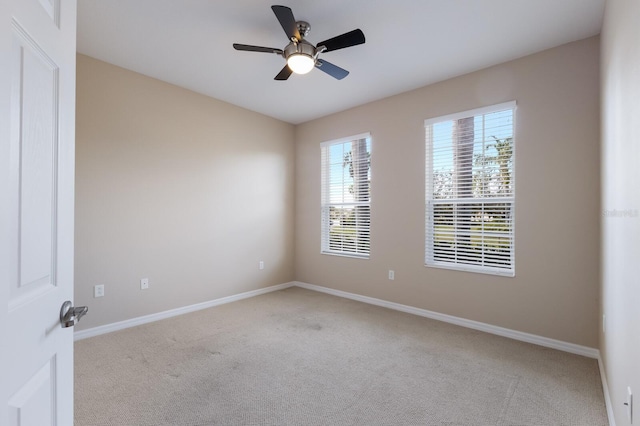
left=94, top=284, right=104, bottom=298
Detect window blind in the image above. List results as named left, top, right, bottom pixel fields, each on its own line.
left=425, top=102, right=515, bottom=276
left=321, top=133, right=371, bottom=258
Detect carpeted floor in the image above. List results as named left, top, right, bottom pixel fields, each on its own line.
left=75, top=287, right=608, bottom=425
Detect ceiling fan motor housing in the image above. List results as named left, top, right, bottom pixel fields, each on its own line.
left=284, top=39, right=316, bottom=60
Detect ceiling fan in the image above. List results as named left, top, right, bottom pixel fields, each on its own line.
left=233, top=5, right=365, bottom=81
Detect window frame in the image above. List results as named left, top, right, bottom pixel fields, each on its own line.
left=320, top=132, right=372, bottom=259
left=425, top=101, right=516, bottom=277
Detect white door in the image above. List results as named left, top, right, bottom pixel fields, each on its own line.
left=1, top=0, right=77, bottom=425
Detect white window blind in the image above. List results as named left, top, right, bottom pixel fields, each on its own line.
left=425, top=102, right=515, bottom=276
left=321, top=133, right=371, bottom=258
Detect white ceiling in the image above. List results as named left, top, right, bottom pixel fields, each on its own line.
left=77, top=0, right=605, bottom=125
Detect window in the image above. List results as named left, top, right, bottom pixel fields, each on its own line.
left=321, top=133, right=371, bottom=258
left=425, top=102, right=515, bottom=276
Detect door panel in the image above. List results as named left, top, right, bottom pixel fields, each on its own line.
left=11, top=23, right=58, bottom=302
left=8, top=358, right=56, bottom=426
left=37, top=0, right=59, bottom=26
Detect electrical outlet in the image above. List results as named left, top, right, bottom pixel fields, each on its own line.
left=259, top=261, right=264, bottom=270
left=626, top=386, right=633, bottom=424
left=140, top=278, right=149, bottom=290
left=94, top=284, right=104, bottom=298
left=388, top=270, right=395, bottom=280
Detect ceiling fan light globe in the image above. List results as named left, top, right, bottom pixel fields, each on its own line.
left=287, top=53, right=315, bottom=74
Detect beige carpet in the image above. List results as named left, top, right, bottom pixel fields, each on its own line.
left=75, top=287, right=608, bottom=425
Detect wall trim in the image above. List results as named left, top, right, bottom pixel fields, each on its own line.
left=598, top=355, right=616, bottom=426
left=294, top=281, right=600, bottom=359
left=73, top=282, right=295, bottom=341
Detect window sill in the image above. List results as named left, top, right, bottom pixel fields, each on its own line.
left=321, top=251, right=369, bottom=260
left=425, top=261, right=514, bottom=277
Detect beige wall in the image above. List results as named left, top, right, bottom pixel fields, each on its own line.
left=75, top=55, right=295, bottom=330
left=76, top=37, right=602, bottom=350
left=601, top=0, right=640, bottom=424
left=295, top=37, right=601, bottom=348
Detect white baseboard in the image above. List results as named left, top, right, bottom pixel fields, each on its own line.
left=74, top=282, right=295, bottom=341
left=293, top=281, right=600, bottom=359
left=598, top=355, right=617, bottom=426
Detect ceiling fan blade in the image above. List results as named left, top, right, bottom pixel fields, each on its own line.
left=315, top=59, right=349, bottom=80
left=271, top=5, right=301, bottom=41
left=233, top=44, right=283, bottom=55
left=316, top=29, right=365, bottom=53
left=275, top=65, right=293, bottom=81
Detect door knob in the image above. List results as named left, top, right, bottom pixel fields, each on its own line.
left=59, top=301, right=88, bottom=328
